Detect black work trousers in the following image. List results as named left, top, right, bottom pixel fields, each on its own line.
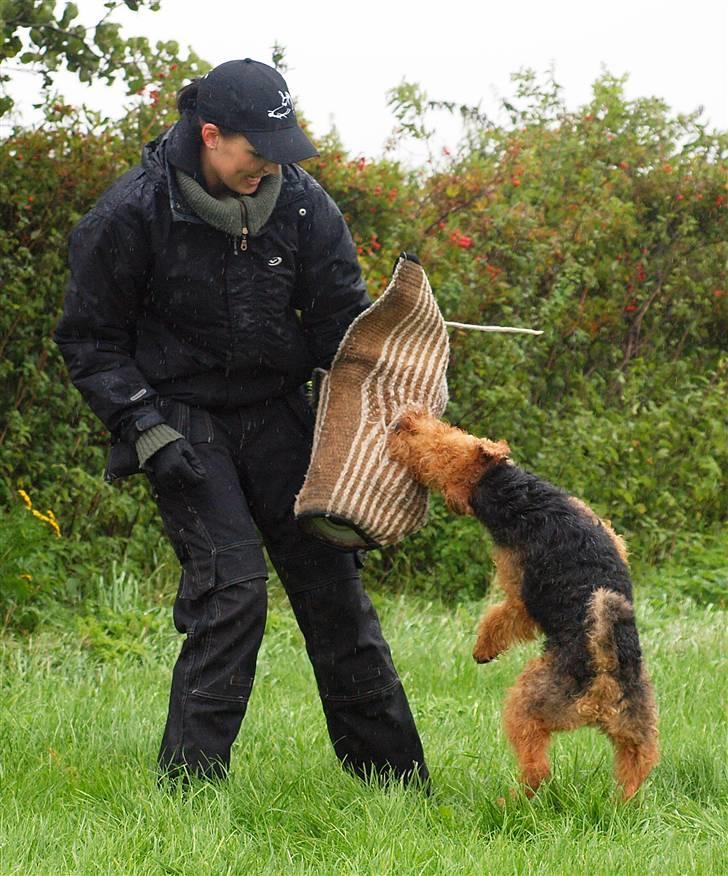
left=149, top=390, right=427, bottom=783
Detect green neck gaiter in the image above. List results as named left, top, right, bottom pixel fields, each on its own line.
left=174, top=168, right=283, bottom=237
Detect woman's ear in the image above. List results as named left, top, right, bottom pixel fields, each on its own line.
left=200, top=123, right=220, bottom=150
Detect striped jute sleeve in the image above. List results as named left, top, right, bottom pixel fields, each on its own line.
left=294, top=255, right=449, bottom=550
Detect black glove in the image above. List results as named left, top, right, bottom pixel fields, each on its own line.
left=144, top=438, right=207, bottom=491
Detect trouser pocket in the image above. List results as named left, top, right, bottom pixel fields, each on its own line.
left=156, top=497, right=217, bottom=598
left=151, top=441, right=268, bottom=600
left=156, top=397, right=214, bottom=445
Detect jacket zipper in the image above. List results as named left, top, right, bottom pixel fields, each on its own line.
left=227, top=201, right=247, bottom=371
left=231, top=202, right=250, bottom=255
left=239, top=200, right=249, bottom=252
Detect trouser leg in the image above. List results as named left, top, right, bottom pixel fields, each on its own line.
left=287, top=576, right=428, bottom=783
left=158, top=577, right=267, bottom=779
left=237, top=392, right=428, bottom=784
left=149, top=405, right=270, bottom=779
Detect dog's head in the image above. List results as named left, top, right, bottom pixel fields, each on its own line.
left=388, top=411, right=511, bottom=515
left=445, top=437, right=510, bottom=514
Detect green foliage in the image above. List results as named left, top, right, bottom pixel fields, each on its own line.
left=0, top=498, right=62, bottom=628
left=0, top=57, right=210, bottom=625
left=1, top=66, right=726, bottom=617
left=0, top=0, right=187, bottom=116
left=359, top=70, right=727, bottom=597
left=74, top=605, right=167, bottom=661
left=519, top=359, right=728, bottom=555
left=647, top=529, right=728, bottom=607
left=305, top=133, right=421, bottom=294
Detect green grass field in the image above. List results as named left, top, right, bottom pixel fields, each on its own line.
left=1, top=559, right=726, bottom=875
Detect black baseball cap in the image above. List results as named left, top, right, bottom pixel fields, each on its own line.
left=197, top=58, right=318, bottom=164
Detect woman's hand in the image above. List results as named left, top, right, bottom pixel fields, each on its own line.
left=145, top=439, right=207, bottom=491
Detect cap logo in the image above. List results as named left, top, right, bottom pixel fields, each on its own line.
left=268, top=90, right=293, bottom=120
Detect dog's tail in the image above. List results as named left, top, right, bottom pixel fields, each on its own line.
left=576, top=588, right=638, bottom=723
left=586, top=587, right=635, bottom=675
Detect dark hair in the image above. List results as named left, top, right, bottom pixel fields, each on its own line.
left=176, top=79, right=200, bottom=114
left=176, top=78, right=237, bottom=138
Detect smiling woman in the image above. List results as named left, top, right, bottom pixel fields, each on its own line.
left=52, top=58, right=429, bottom=788
left=175, top=61, right=304, bottom=196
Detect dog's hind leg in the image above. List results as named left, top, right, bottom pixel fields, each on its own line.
left=503, top=657, right=574, bottom=795
left=604, top=673, right=660, bottom=799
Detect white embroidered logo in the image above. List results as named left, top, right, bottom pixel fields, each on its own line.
left=268, top=91, right=293, bottom=120
left=268, top=256, right=283, bottom=266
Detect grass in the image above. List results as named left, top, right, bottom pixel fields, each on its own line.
left=1, top=559, right=726, bottom=874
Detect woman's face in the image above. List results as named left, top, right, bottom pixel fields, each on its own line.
left=200, top=124, right=280, bottom=196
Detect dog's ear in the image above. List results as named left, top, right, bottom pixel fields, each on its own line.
left=478, top=438, right=510, bottom=463
left=392, top=409, right=431, bottom=434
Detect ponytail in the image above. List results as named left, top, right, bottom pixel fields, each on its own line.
left=175, top=77, right=236, bottom=137
left=176, top=79, right=200, bottom=114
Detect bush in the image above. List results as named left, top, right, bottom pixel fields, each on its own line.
left=366, top=356, right=728, bottom=599
left=0, top=492, right=63, bottom=629
left=1, top=69, right=726, bottom=614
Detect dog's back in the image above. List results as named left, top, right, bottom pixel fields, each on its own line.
left=471, top=461, right=641, bottom=689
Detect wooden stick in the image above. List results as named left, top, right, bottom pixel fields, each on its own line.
left=444, top=321, right=543, bottom=336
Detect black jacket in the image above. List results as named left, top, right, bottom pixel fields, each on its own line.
left=54, top=114, right=370, bottom=442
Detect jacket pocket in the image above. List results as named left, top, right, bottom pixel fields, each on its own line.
left=104, top=441, right=141, bottom=482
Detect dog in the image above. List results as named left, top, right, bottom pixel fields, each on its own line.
left=387, top=411, right=659, bottom=799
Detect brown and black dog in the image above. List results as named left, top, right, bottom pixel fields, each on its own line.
left=388, top=411, right=659, bottom=799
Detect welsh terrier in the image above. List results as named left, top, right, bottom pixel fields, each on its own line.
left=388, top=412, right=659, bottom=800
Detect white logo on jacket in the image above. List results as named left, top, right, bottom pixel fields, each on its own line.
left=268, top=256, right=283, bottom=266
left=268, top=91, right=293, bottom=119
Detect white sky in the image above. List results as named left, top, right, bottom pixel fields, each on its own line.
left=5, top=0, right=728, bottom=164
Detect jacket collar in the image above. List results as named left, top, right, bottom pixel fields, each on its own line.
left=165, top=111, right=206, bottom=183
left=146, top=115, right=207, bottom=225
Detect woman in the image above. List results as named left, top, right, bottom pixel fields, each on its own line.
left=55, top=59, right=428, bottom=785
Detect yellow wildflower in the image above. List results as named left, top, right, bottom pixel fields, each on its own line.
left=18, top=489, right=62, bottom=538
left=46, top=514, right=61, bottom=539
